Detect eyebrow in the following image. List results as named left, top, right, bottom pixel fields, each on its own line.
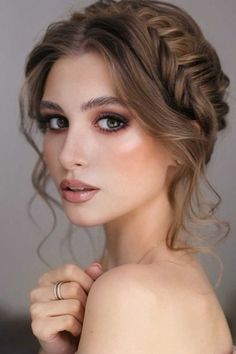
left=39, top=96, right=128, bottom=113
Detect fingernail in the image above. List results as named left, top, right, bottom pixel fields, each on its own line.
left=90, top=262, right=103, bottom=269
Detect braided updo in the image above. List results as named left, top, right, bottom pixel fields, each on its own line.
left=20, top=0, right=230, bottom=267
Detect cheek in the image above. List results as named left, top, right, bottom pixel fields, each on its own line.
left=42, top=134, right=62, bottom=182
left=43, top=134, right=53, bottom=165
left=101, top=129, right=169, bottom=196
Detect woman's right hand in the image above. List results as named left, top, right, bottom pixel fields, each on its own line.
left=30, top=262, right=104, bottom=354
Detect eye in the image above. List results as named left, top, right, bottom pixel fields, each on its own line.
left=38, top=115, right=68, bottom=132
left=95, top=113, right=129, bottom=133
left=49, top=117, right=68, bottom=130
left=37, top=112, right=130, bottom=134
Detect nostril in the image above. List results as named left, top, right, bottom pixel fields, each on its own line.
left=58, top=139, right=87, bottom=170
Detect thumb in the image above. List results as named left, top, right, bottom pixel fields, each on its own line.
left=84, top=262, right=104, bottom=280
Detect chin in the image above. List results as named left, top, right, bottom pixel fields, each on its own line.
left=63, top=204, right=105, bottom=227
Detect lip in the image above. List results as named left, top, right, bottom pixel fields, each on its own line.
left=60, top=179, right=100, bottom=204
left=60, top=179, right=99, bottom=191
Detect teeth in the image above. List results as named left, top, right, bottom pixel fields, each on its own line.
left=68, top=187, right=90, bottom=191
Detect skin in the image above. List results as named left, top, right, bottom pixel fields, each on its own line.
left=31, top=262, right=105, bottom=354
left=41, top=51, right=182, bottom=271
left=37, top=52, right=233, bottom=353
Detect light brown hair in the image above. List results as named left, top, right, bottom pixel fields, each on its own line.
left=19, top=0, right=230, bottom=282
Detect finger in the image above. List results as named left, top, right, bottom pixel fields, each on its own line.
left=32, top=315, right=82, bottom=340
left=84, top=264, right=104, bottom=280
left=38, top=264, right=93, bottom=294
left=30, top=299, right=85, bottom=324
left=30, top=281, right=87, bottom=306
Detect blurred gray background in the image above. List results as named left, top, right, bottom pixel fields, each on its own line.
left=0, top=0, right=235, bottom=353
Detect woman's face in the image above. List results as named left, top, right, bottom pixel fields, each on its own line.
left=41, top=52, right=176, bottom=226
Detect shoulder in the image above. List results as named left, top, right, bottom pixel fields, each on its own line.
left=77, top=264, right=158, bottom=353
left=81, top=263, right=159, bottom=328
left=77, top=263, right=223, bottom=353
left=89, top=263, right=158, bottom=301
left=88, top=261, right=205, bottom=307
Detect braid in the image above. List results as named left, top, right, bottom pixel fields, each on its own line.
left=133, top=1, right=229, bottom=161
left=79, top=0, right=229, bottom=163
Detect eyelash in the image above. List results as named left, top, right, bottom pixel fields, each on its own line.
left=38, top=113, right=129, bottom=134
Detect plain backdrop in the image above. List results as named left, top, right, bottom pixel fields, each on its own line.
left=0, top=0, right=235, bottom=351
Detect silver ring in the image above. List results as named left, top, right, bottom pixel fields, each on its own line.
left=53, top=281, right=64, bottom=300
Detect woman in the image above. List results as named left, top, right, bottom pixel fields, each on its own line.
left=20, top=0, right=235, bottom=353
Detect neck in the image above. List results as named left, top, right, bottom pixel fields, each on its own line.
left=99, top=192, right=175, bottom=272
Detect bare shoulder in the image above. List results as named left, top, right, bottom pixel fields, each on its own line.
left=90, top=262, right=160, bottom=298
left=84, top=262, right=159, bottom=316
left=77, top=262, right=233, bottom=354
left=77, top=263, right=159, bottom=354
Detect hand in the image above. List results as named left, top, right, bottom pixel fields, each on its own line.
left=30, top=262, right=104, bottom=354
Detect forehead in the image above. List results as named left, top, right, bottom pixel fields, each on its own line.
left=43, top=52, right=115, bottom=94
left=41, top=52, right=132, bottom=114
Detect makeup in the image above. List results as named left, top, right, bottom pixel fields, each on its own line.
left=60, top=179, right=100, bottom=203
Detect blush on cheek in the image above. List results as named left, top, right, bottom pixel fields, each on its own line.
left=105, top=129, right=168, bottom=175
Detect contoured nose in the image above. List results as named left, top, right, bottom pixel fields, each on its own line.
left=58, top=124, right=88, bottom=170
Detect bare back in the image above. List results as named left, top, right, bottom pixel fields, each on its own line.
left=99, top=248, right=234, bottom=353
left=146, top=250, right=234, bottom=354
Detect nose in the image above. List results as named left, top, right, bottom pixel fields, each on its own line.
left=58, top=126, right=88, bottom=171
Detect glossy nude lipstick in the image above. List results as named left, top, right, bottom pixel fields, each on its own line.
left=60, top=179, right=100, bottom=203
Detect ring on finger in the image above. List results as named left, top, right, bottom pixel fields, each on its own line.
left=53, top=281, right=64, bottom=300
